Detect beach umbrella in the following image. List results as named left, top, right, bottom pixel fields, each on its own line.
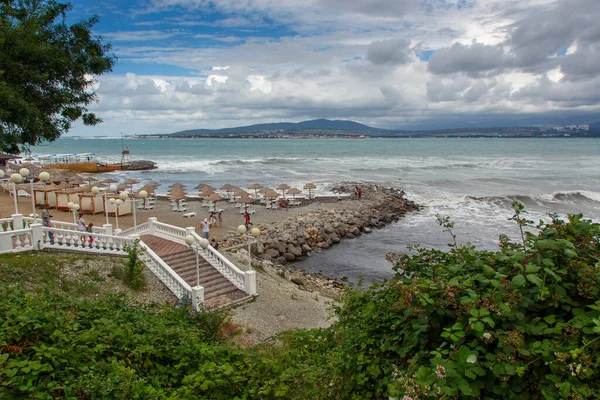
left=220, top=184, right=234, bottom=199
left=199, top=187, right=215, bottom=197
left=206, top=193, right=223, bottom=202
left=238, top=193, right=253, bottom=208
left=169, top=182, right=185, bottom=189
left=169, top=190, right=187, bottom=201
left=259, top=187, right=272, bottom=194
left=146, top=180, right=161, bottom=188
left=276, top=184, right=290, bottom=198
left=123, top=178, right=140, bottom=193
left=84, top=176, right=99, bottom=186
left=68, top=176, right=86, bottom=186
left=304, top=183, right=316, bottom=199
left=286, top=187, right=302, bottom=199
left=247, top=183, right=263, bottom=198
left=263, top=190, right=280, bottom=199
left=101, top=178, right=119, bottom=184
left=195, top=183, right=208, bottom=190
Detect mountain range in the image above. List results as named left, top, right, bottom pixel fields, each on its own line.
left=166, top=117, right=600, bottom=136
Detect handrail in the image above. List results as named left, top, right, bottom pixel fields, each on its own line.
left=42, top=227, right=133, bottom=254
left=189, top=231, right=247, bottom=290
left=118, top=221, right=150, bottom=237
left=137, top=240, right=192, bottom=299
left=152, top=221, right=187, bottom=244
left=0, top=228, right=34, bottom=253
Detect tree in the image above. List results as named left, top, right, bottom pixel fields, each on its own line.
left=0, top=0, right=115, bottom=154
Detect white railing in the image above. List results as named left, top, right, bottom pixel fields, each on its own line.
left=118, top=221, right=150, bottom=237
left=42, top=227, right=133, bottom=255
left=0, top=215, right=256, bottom=302
left=0, top=228, right=34, bottom=253
left=152, top=221, right=187, bottom=244
left=189, top=231, right=256, bottom=294
left=137, top=240, right=192, bottom=300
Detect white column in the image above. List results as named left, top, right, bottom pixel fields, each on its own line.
left=191, top=285, right=205, bottom=311
left=30, top=223, right=44, bottom=250
left=185, top=226, right=196, bottom=236
left=12, top=214, right=23, bottom=230
left=30, top=180, right=36, bottom=221
left=102, top=223, right=113, bottom=236
left=244, top=270, right=257, bottom=295
left=148, top=217, right=157, bottom=234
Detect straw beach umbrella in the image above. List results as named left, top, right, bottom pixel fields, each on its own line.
left=276, top=184, right=290, bottom=198
left=123, top=178, right=140, bottom=193
left=304, top=183, right=316, bottom=199
left=169, top=182, right=185, bottom=190
left=286, top=187, right=302, bottom=200
left=248, top=183, right=263, bottom=198
left=199, top=187, right=215, bottom=198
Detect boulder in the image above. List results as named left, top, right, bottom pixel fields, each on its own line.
left=287, top=245, right=303, bottom=257
left=276, top=256, right=288, bottom=265
left=263, top=248, right=280, bottom=259
left=283, top=252, right=296, bottom=262
left=302, top=244, right=312, bottom=253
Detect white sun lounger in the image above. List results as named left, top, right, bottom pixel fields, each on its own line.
left=183, top=212, right=197, bottom=218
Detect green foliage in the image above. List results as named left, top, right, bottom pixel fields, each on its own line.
left=326, top=208, right=600, bottom=398
left=0, top=0, right=116, bottom=153
left=115, top=239, right=147, bottom=291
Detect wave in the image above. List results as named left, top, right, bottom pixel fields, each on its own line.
left=465, top=191, right=600, bottom=207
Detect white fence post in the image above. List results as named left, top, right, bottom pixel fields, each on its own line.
left=30, top=223, right=44, bottom=250
left=185, top=226, right=196, bottom=236
left=103, top=223, right=113, bottom=236
left=113, top=228, right=122, bottom=235
left=244, top=270, right=257, bottom=295
left=0, top=232, right=12, bottom=252
left=12, top=214, right=23, bottom=230
left=191, top=285, right=205, bottom=311
left=148, top=217, right=157, bottom=234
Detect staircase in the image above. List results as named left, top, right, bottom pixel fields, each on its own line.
left=140, top=235, right=249, bottom=309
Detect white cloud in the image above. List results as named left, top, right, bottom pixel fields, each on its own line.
left=71, top=0, right=600, bottom=135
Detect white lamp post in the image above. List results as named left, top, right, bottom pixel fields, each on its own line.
left=109, top=197, right=123, bottom=230
left=135, top=190, right=148, bottom=227
left=118, top=191, right=130, bottom=226
left=184, top=235, right=210, bottom=287
left=237, top=225, right=261, bottom=270
left=9, top=172, right=23, bottom=214
left=68, top=202, right=80, bottom=224
left=19, top=169, right=50, bottom=222
left=99, top=184, right=117, bottom=225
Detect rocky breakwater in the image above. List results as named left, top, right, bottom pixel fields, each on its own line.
left=222, top=186, right=418, bottom=266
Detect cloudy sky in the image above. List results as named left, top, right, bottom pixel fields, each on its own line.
left=68, top=0, right=600, bottom=135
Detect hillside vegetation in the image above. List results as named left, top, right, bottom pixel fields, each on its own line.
left=1, top=204, right=599, bottom=399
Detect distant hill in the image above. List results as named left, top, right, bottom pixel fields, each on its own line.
left=169, top=119, right=384, bottom=136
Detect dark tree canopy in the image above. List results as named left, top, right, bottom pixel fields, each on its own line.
left=0, top=0, right=115, bottom=154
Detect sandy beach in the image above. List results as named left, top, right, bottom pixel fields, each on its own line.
left=0, top=185, right=365, bottom=240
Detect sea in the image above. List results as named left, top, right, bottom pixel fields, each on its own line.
left=30, top=137, right=600, bottom=285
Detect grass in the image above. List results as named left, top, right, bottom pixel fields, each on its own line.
left=0, top=252, right=129, bottom=298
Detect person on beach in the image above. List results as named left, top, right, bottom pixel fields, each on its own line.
left=202, top=218, right=210, bottom=239
left=354, top=186, right=359, bottom=197
left=285, top=199, right=289, bottom=211
left=209, top=212, right=216, bottom=228
left=210, top=238, right=219, bottom=250
left=77, top=213, right=86, bottom=232
left=218, top=211, right=223, bottom=226
left=358, top=188, right=362, bottom=200
left=87, top=223, right=94, bottom=246
left=244, top=212, right=251, bottom=229
left=41, top=204, right=54, bottom=243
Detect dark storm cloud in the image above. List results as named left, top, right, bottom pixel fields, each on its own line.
left=427, top=42, right=506, bottom=76
left=366, top=38, right=412, bottom=65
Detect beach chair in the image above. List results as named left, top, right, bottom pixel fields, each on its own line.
left=171, top=204, right=179, bottom=212
left=178, top=204, right=188, bottom=212
left=144, top=204, right=155, bottom=210
left=183, top=212, right=197, bottom=218
left=17, top=189, right=31, bottom=197
left=248, top=209, right=256, bottom=215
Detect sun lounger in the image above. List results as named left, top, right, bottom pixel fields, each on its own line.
left=183, top=212, right=197, bottom=218
left=144, top=205, right=155, bottom=210
left=18, top=190, right=31, bottom=197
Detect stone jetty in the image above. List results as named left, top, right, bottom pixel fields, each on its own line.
left=220, top=184, right=419, bottom=266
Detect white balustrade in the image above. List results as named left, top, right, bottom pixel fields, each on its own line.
left=189, top=232, right=250, bottom=292
left=118, top=221, right=150, bottom=237
left=137, top=241, right=192, bottom=299
left=0, top=228, right=34, bottom=253
left=42, top=227, right=133, bottom=255
left=0, top=218, right=15, bottom=232
left=152, top=221, right=188, bottom=244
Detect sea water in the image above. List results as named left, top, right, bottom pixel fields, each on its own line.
left=31, top=137, right=600, bottom=284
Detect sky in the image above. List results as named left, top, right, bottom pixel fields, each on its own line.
left=66, top=0, right=600, bottom=135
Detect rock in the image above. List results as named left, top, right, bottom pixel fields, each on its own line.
left=290, top=276, right=305, bottom=286
left=302, top=244, right=312, bottom=253
left=364, top=227, right=372, bottom=233
left=276, top=256, right=287, bottom=264
left=263, top=248, right=280, bottom=259
left=287, top=245, right=302, bottom=257
left=275, top=243, right=287, bottom=254
left=283, top=252, right=296, bottom=262
left=256, top=241, right=265, bottom=254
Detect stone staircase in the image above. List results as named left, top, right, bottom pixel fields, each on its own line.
left=140, top=235, right=249, bottom=309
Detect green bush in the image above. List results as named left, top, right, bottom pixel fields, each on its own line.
left=116, top=239, right=147, bottom=291
left=324, top=207, right=600, bottom=398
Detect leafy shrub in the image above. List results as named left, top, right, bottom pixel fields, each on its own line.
left=325, top=206, right=600, bottom=398
left=115, top=239, right=147, bottom=290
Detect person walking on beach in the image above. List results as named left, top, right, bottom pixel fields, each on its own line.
left=244, top=212, right=251, bottom=229
left=358, top=188, right=362, bottom=200
left=41, top=204, right=54, bottom=243
left=202, top=218, right=210, bottom=239
left=77, top=212, right=87, bottom=244
left=218, top=211, right=223, bottom=226
left=210, top=238, right=219, bottom=250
